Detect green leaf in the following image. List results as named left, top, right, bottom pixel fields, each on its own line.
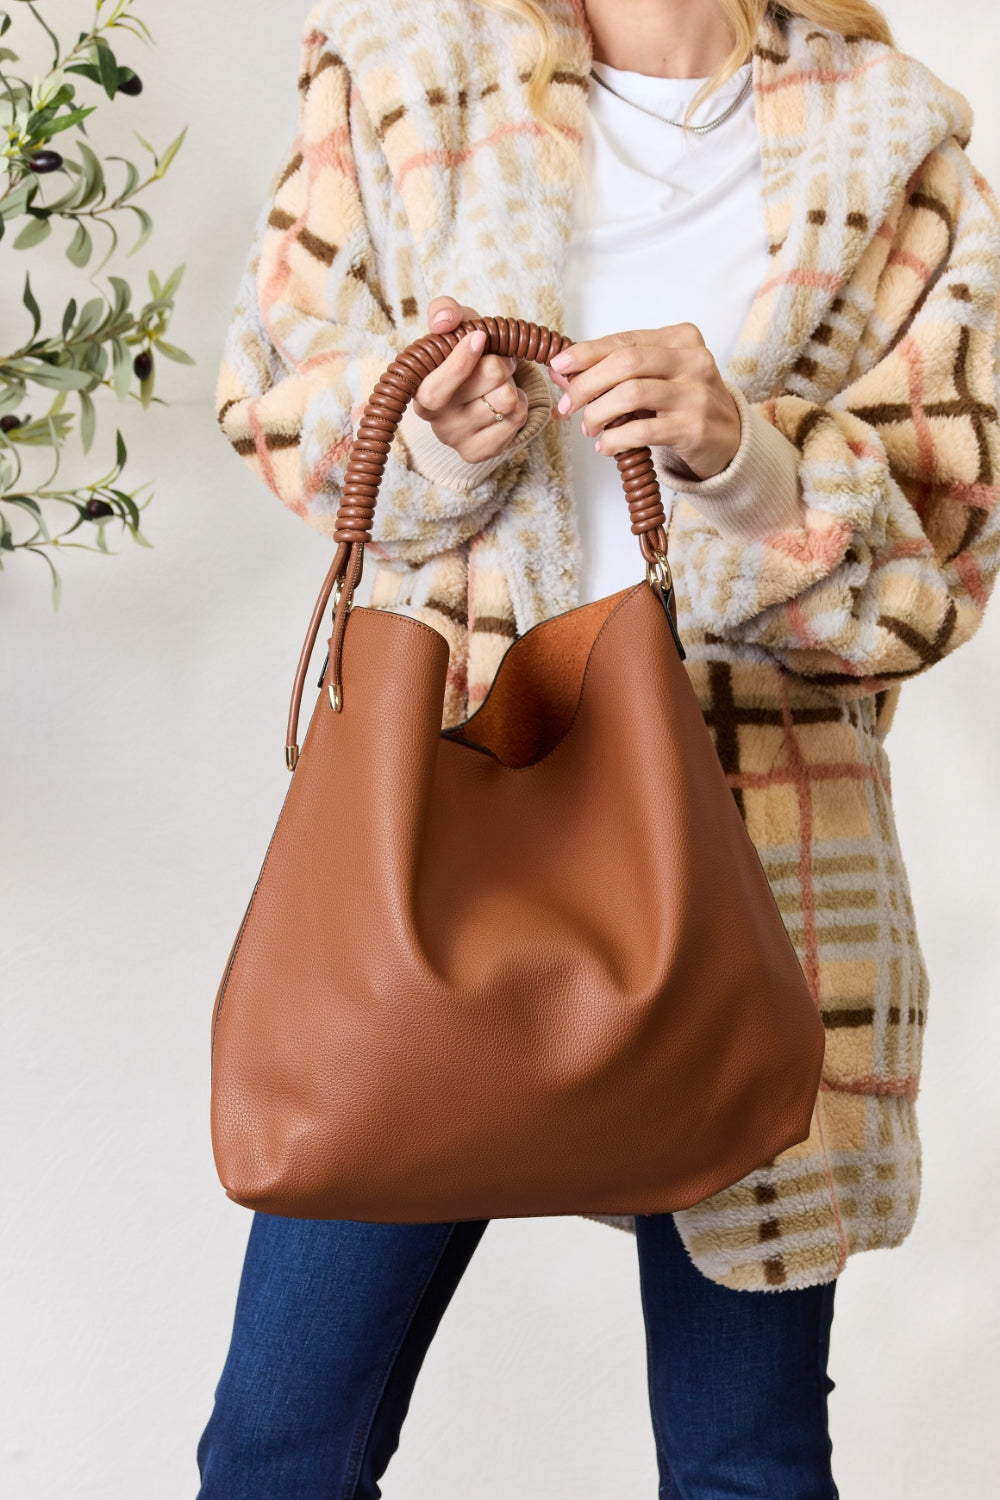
left=126, top=523, right=153, bottom=549
left=73, top=296, right=107, bottom=340
left=91, top=218, right=119, bottom=277
left=107, top=274, right=131, bottom=319
left=31, top=76, right=77, bottom=114
left=61, top=297, right=78, bottom=340
left=115, top=429, right=127, bottom=471
left=32, top=104, right=97, bottom=139
left=152, top=125, right=187, bottom=180
left=64, top=62, right=102, bottom=85
left=160, top=263, right=186, bottom=300
left=119, top=15, right=154, bottom=45
left=96, top=42, right=119, bottom=99
left=106, top=152, right=140, bottom=199
left=0, top=180, right=33, bottom=218
left=43, top=411, right=59, bottom=454
left=52, top=564, right=63, bottom=610
left=20, top=1, right=58, bottom=67
left=78, top=387, right=96, bottom=453
left=75, top=139, right=106, bottom=208
left=25, top=363, right=96, bottom=391
left=110, top=489, right=141, bottom=526
left=0, top=376, right=26, bottom=415
left=6, top=495, right=51, bottom=545
left=41, top=167, right=90, bottom=217
left=56, top=508, right=88, bottom=540
left=111, top=337, right=131, bottom=401
left=152, top=338, right=195, bottom=365
left=11, top=410, right=75, bottom=446
left=12, top=214, right=52, bottom=250
left=6, top=493, right=43, bottom=521
left=49, top=539, right=106, bottom=554
left=126, top=202, right=152, bottom=254
left=66, top=218, right=92, bottom=267
left=22, top=272, right=41, bottom=339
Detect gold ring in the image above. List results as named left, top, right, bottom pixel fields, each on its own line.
left=480, top=393, right=505, bottom=423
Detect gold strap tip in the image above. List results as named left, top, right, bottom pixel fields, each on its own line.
left=285, top=744, right=299, bottom=771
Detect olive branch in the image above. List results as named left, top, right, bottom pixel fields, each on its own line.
left=0, top=0, right=193, bottom=606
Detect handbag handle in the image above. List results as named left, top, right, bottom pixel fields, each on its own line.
left=284, top=315, right=671, bottom=769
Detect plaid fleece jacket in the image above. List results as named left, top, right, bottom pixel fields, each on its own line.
left=215, top=0, right=1000, bottom=1290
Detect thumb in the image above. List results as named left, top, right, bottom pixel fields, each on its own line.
left=427, top=295, right=480, bottom=333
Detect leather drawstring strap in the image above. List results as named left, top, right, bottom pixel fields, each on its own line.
left=285, top=316, right=670, bottom=768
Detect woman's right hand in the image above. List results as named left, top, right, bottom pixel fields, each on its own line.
left=409, top=296, right=529, bottom=464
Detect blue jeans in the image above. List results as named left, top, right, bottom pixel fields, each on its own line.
left=197, top=1211, right=838, bottom=1499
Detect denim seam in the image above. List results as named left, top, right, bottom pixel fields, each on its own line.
left=634, top=1218, right=675, bottom=1495
left=815, top=1280, right=840, bottom=1500
left=339, top=1222, right=459, bottom=1500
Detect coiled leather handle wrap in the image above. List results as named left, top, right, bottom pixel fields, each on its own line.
left=285, top=316, right=670, bottom=768
left=335, top=316, right=668, bottom=554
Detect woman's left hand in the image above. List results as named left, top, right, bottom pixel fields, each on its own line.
left=548, top=322, right=741, bottom=480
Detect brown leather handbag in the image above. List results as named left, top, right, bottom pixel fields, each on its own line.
left=210, top=316, right=825, bottom=1222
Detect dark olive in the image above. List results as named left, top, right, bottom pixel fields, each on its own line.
left=118, top=71, right=143, bottom=96
left=27, top=150, right=62, bottom=174
left=133, top=349, right=153, bottom=381
left=0, top=414, right=23, bottom=432
left=85, top=499, right=115, bottom=520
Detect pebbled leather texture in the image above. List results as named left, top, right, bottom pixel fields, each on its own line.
left=211, top=318, right=825, bottom=1222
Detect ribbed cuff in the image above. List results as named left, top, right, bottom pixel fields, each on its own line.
left=653, top=381, right=805, bottom=542
left=396, top=360, right=553, bottom=492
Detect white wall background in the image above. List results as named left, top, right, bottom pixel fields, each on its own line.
left=2, top=2, right=998, bottom=1496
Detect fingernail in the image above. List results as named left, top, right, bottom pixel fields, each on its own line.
left=432, top=311, right=452, bottom=327
left=594, top=440, right=601, bottom=452
left=550, top=351, right=572, bottom=372
left=469, top=330, right=486, bottom=351
left=557, top=393, right=571, bottom=414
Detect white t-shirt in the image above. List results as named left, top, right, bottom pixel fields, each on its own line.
left=563, top=58, right=770, bottom=604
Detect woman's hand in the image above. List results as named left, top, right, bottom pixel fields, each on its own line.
left=548, top=322, right=741, bottom=480
left=408, top=296, right=530, bottom=463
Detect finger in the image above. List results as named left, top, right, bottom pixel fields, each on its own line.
left=579, top=377, right=682, bottom=438
left=413, top=329, right=491, bottom=413
left=416, top=346, right=519, bottom=415
left=559, top=344, right=714, bottom=419
left=432, top=376, right=527, bottom=447
left=548, top=366, right=575, bottom=417
left=428, top=296, right=480, bottom=332
left=549, top=322, right=706, bottom=379
left=450, top=355, right=518, bottom=404
left=593, top=412, right=676, bottom=457
left=435, top=379, right=523, bottom=448
left=465, top=378, right=523, bottom=427
left=456, top=385, right=530, bottom=454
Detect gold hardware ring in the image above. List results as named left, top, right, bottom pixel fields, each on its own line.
left=480, top=393, right=505, bottom=423
left=646, top=552, right=674, bottom=594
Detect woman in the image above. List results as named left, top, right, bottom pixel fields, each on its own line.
left=201, top=0, right=1000, bottom=1493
